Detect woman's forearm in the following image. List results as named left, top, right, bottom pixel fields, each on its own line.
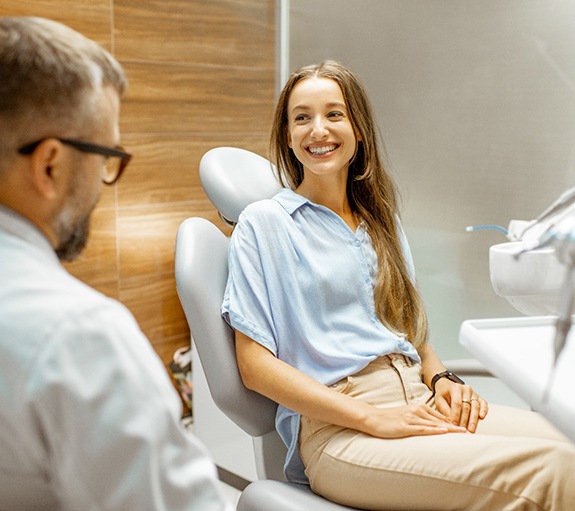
left=235, top=330, right=372, bottom=431
left=418, top=344, right=447, bottom=389
left=234, top=331, right=465, bottom=439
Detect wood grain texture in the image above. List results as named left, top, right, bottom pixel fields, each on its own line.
left=118, top=202, right=198, bottom=279
left=0, top=0, right=112, bottom=49
left=117, top=133, right=270, bottom=207
left=64, top=205, right=119, bottom=298
left=0, top=0, right=276, bottom=365
left=114, top=0, right=275, bottom=67
left=120, top=61, right=275, bottom=134
left=119, top=273, right=188, bottom=343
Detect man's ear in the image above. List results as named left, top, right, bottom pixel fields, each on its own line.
left=28, top=139, right=64, bottom=200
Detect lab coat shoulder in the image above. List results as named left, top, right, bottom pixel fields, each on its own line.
left=27, top=284, right=231, bottom=510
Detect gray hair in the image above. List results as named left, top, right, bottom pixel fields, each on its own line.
left=0, top=17, right=127, bottom=172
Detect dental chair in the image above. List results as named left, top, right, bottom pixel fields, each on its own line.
left=174, top=147, right=493, bottom=511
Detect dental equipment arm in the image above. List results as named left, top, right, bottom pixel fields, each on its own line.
left=520, top=186, right=575, bottom=239
left=554, top=265, right=574, bottom=364
left=541, top=263, right=575, bottom=403
left=513, top=191, right=575, bottom=399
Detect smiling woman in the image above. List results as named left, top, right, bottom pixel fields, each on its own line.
left=270, top=61, right=426, bottom=347
left=223, top=60, right=575, bottom=510
left=286, top=76, right=359, bottom=210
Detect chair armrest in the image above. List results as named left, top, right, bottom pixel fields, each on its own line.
left=444, top=358, right=493, bottom=378
left=237, top=480, right=361, bottom=511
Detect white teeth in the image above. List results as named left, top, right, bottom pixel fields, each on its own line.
left=308, top=145, right=336, bottom=155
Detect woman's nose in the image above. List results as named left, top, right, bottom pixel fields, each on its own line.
left=310, top=116, right=328, bottom=138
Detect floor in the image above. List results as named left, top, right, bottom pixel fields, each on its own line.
left=183, top=416, right=243, bottom=507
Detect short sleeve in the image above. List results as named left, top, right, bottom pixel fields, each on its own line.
left=222, top=211, right=279, bottom=356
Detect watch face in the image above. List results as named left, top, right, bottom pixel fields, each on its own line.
left=432, top=371, right=465, bottom=393
left=447, top=373, right=465, bottom=385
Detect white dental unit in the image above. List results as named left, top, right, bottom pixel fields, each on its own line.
left=460, top=189, right=575, bottom=443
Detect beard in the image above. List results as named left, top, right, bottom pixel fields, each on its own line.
left=53, top=169, right=98, bottom=262
left=52, top=151, right=102, bottom=262
left=55, top=210, right=91, bottom=262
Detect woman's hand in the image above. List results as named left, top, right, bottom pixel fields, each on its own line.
left=418, top=344, right=489, bottom=433
left=236, top=331, right=467, bottom=439
left=361, top=402, right=467, bottom=438
left=433, top=379, right=489, bottom=433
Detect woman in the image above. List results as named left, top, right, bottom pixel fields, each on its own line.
left=222, top=61, right=575, bottom=510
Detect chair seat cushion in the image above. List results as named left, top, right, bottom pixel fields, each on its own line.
left=236, top=480, right=361, bottom=511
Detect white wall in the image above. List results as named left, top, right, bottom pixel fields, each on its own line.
left=285, top=0, right=575, bottom=360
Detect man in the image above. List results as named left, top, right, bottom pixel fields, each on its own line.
left=0, top=17, right=232, bottom=510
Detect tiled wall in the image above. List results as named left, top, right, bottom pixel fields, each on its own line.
left=1, top=1, right=276, bottom=364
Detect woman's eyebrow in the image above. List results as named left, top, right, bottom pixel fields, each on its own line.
left=290, top=104, right=310, bottom=113
left=326, top=101, right=347, bottom=109
left=290, top=101, right=347, bottom=113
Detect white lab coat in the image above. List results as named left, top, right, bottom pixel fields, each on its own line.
left=0, top=206, right=232, bottom=511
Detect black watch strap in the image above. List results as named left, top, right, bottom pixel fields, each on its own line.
left=430, top=371, right=465, bottom=395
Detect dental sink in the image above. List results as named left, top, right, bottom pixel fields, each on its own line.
left=460, top=316, right=575, bottom=443
left=486, top=190, right=575, bottom=316
left=489, top=241, right=566, bottom=316
left=467, top=189, right=575, bottom=443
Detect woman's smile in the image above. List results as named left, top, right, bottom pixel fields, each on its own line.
left=287, top=76, right=357, bottom=180
left=307, top=143, right=339, bottom=156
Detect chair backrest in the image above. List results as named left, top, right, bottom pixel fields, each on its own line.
left=199, top=146, right=282, bottom=224
left=175, top=217, right=279, bottom=438
left=175, top=147, right=285, bottom=469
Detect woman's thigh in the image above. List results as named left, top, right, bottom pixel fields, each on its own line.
left=300, top=357, right=575, bottom=510
left=475, top=403, right=569, bottom=442
left=302, top=425, right=575, bottom=510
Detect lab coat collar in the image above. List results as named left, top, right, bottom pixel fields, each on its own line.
left=0, top=204, right=59, bottom=265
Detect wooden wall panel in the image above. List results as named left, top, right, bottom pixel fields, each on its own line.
left=113, top=0, right=275, bottom=368
left=118, top=133, right=270, bottom=207
left=68, top=207, right=119, bottom=295
left=0, top=0, right=276, bottom=368
left=0, top=0, right=112, bottom=49
left=118, top=203, right=195, bottom=278
left=114, top=0, right=274, bottom=67
left=120, top=62, right=275, bottom=134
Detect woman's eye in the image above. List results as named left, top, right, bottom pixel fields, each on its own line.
left=293, top=114, right=309, bottom=123
left=328, top=111, right=344, bottom=119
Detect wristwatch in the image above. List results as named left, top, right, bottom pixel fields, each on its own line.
left=430, top=371, right=465, bottom=395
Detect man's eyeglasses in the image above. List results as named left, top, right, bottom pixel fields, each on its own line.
left=18, top=137, right=132, bottom=185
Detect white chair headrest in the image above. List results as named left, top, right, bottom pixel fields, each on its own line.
left=200, top=147, right=283, bottom=224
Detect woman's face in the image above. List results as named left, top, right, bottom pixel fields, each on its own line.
left=286, top=76, right=358, bottom=182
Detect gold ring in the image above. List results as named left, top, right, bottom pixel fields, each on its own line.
left=462, top=400, right=471, bottom=404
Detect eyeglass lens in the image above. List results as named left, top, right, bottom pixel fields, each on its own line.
left=102, top=150, right=130, bottom=185
left=103, top=156, right=122, bottom=184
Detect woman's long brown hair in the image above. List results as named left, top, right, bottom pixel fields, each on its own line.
left=270, top=61, right=429, bottom=350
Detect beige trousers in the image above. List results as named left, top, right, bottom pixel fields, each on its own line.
left=299, top=354, right=575, bottom=511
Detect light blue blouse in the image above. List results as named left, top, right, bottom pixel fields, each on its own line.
left=222, top=188, right=420, bottom=484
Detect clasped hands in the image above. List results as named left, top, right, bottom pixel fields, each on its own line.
left=359, top=380, right=488, bottom=439
left=433, top=378, right=488, bottom=433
